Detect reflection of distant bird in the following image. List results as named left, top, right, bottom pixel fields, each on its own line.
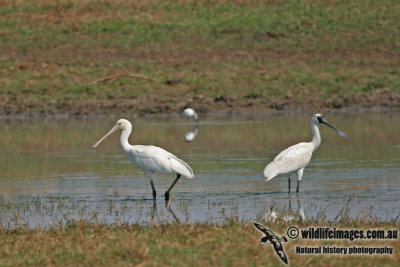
left=184, top=128, right=198, bottom=143
left=263, top=114, right=346, bottom=193
left=182, top=108, right=198, bottom=120
left=253, top=223, right=288, bottom=264
left=182, top=108, right=199, bottom=143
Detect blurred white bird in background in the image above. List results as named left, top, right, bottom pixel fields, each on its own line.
left=182, top=108, right=198, bottom=120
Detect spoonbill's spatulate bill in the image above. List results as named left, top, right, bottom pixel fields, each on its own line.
left=263, top=114, right=346, bottom=193
left=92, top=119, right=195, bottom=201
left=182, top=108, right=198, bottom=120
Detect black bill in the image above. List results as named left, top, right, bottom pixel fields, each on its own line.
left=320, top=118, right=346, bottom=137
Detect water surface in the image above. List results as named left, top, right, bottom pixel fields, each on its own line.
left=0, top=113, right=399, bottom=228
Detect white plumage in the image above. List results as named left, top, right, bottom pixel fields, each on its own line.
left=126, top=145, right=194, bottom=178
left=264, top=114, right=346, bottom=193
left=182, top=108, right=198, bottom=120
left=183, top=128, right=198, bottom=143
left=92, top=119, right=194, bottom=200
left=264, top=143, right=312, bottom=180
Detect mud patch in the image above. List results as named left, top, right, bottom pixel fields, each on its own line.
left=0, top=88, right=399, bottom=118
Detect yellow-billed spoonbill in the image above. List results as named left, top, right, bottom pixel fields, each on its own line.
left=263, top=114, right=346, bottom=193
left=92, top=119, right=194, bottom=201
left=182, top=108, right=198, bottom=120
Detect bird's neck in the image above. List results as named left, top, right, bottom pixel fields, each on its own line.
left=310, top=123, right=321, bottom=151
left=119, top=127, right=132, bottom=152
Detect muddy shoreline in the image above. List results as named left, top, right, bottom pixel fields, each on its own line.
left=1, top=88, right=399, bottom=119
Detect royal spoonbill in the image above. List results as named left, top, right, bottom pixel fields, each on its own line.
left=92, top=119, right=195, bottom=201
left=263, top=114, right=346, bottom=193
left=182, top=108, right=198, bottom=120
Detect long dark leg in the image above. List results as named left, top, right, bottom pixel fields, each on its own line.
left=288, top=177, right=291, bottom=194
left=146, top=173, right=157, bottom=200
left=296, top=181, right=301, bottom=193
left=165, top=174, right=181, bottom=201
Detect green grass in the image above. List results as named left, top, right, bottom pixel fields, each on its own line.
left=0, top=0, right=399, bottom=115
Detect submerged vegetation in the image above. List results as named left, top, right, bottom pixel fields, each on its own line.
left=0, top=0, right=400, bottom=116
left=0, top=195, right=398, bottom=228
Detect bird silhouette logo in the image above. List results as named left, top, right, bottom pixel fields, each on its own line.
left=253, top=222, right=289, bottom=264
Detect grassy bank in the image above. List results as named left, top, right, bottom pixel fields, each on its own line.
left=0, top=221, right=398, bottom=266
left=0, top=195, right=398, bottom=266
left=0, top=0, right=399, bottom=116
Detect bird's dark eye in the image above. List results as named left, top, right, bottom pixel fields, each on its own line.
left=317, top=116, right=323, bottom=123
left=118, top=123, right=121, bottom=126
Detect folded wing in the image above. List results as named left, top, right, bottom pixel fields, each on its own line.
left=129, top=145, right=194, bottom=179
left=264, top=142, right=313, bottom=180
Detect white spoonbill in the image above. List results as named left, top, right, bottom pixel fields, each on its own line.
left=263, top=114, right=346, bottom=193
left=182, top=108, right=198, bottom=120
left=92, top=119, right=195, bottom=201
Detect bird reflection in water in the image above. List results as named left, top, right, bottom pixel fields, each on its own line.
left=184, top=128, right=198, bottom=143
left=265, top=195, right=305, bottom=223
left=148, top=199, right=181, bottom=223
left=182, top=108, right=199, bottom=143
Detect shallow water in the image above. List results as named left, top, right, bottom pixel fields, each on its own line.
left=0, top=113, right=399, bottom=228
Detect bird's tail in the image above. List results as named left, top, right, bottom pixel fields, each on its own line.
left=170, top=156, right=195, bottom=179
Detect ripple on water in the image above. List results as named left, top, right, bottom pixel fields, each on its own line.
left=0, top=114, right=399, bottom=228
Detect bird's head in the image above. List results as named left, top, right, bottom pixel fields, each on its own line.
left=116, top=119, right=132, bottom=130
left=311, top=113, right=323, bottom=125
left=92, top=119, right=132, bottom=149
left=311, top=113, right=346, bottom=138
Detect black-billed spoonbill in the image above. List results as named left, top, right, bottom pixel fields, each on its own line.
left=182, top=108, right=198, bottom=120
left=92, top=119, right=194, bottom=201
left=263, top=114, right=346, bottom=193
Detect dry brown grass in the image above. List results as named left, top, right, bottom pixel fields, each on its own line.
left=0, top=221, right=398, bottom=266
